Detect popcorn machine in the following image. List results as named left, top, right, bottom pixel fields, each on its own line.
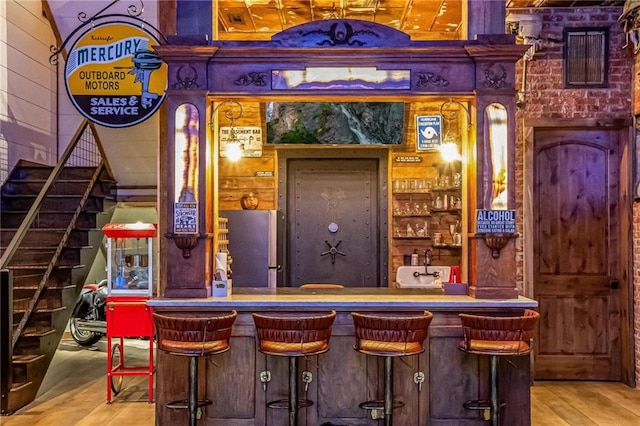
left=102, top=223, right=157, bottom=403
left=104, top=223, right=156, bottom=296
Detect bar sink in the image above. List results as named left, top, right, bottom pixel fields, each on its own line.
left=395, top=266, right=451, bottom=289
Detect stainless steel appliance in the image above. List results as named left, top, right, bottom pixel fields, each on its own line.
left=220, top=210, right=284, bottom=287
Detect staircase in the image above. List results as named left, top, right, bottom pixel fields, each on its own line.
left=0, top=160, right=116, bottom=414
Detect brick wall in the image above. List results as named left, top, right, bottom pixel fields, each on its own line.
left=510, top=6, right=638, bottom=384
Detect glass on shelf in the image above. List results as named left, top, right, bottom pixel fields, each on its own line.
left=454, top=173, right=462, bottom=188
left=406, top=223, right=416, bottom=237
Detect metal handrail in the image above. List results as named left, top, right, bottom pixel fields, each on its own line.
left=0, top=119, right=111, bottom=348
left=0, top=120, right=98, bottom=268
left=11, top=164, right=103, bottom=347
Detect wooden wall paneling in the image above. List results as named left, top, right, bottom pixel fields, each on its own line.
left=205, top=337, right=258, bottom=421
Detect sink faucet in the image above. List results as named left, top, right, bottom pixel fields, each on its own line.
left=413, top=250, right=440, bottom=278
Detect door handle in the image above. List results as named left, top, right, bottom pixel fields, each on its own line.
left=321, top=240, right=346, bottom=265
left=609, top=280, right=619, bottom=290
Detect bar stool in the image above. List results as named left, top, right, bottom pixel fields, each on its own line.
left=153, top=311, right=237, bottom=426
left=351, top=311, right=433, bottom=426
left=252, top=310, right=337, bottom=426
left=458, top=309, right=539, bottom=426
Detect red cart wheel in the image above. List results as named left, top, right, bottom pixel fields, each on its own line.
left=110, top=343, right=124, bottom=395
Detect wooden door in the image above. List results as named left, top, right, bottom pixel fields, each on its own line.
left=534, top=128, right=621, bottom=380
left=287, top=158, right=379, bottom=287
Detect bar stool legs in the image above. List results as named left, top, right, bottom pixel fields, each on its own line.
left=383, top=356, right=396, bottom=426
left=458, top=309, right=539, bottom=426
left=253, top=311, right=336, bottom=426
left=188, top=357, right=201, bottom=426
left=287, top=357, right=298, bottom=426
left=462, top=355, right=503, bottom=425
left=153, top=311, right=237, bottom=426
left=351, top=311, right=433, bottom=426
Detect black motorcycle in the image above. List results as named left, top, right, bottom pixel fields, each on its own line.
left=69, top=279, right=108, bottom=346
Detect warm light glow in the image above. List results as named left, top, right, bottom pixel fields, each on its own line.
left=439, top=141, right=462, bottom=162
left=225, top=142, right=243, bottom=162
left=486, top=103, right=508, bottom=210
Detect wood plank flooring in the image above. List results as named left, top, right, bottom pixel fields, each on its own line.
left=2, top=336, right=640, bottom=425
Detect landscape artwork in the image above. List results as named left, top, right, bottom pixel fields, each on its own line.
left=266, top=101, right=405, bottom=145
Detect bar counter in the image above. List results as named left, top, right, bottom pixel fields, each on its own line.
left=149, top=288, right=537, bottom=425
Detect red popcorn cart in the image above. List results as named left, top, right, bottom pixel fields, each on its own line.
left=102, top=223, right=157, bottom=403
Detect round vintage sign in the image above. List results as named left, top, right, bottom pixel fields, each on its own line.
left=65, top=22, right=167, bottom=128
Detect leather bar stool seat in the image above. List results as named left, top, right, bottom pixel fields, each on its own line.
left=253, top=311, right=337, bottom=426
left=153, top=311, right=237, bottom=426
left=351, top=311, right=433, bottom=426
left=458, top=309, right=539, bottom=426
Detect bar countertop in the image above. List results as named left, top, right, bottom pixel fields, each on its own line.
left=147, top=287, right=537, bottom=310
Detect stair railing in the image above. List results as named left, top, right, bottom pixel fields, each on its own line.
left=0, top=119, right=111, bottom=348
left=0, top=269, right=12, bottom=414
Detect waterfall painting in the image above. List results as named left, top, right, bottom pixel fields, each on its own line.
left=266, top=102, right=405, bottom=145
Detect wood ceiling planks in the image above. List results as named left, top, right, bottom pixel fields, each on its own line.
left=215, top=0, right=625, bottom=40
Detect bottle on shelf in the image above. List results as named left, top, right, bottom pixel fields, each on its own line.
left=410, top=249, right=419, bottom=266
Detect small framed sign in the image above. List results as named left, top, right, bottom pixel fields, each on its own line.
left=174, top=202, right=198, bottom=234
left=476, top=209, right=516, bottom=234
left=416, top=115, right=441, bottom=151
left=220, top=126, right=263, bottom=158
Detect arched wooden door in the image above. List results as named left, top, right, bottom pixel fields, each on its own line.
left=533, top=127, right=623, bottom=380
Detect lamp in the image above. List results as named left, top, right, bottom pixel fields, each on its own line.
left=210, top=99, right=244, bottom=161
left=439, top=99, right=472, bottom=162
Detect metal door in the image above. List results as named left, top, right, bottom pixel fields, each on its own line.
left=287, top=158, right=380, bottom=287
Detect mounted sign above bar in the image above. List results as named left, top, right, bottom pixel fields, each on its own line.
left=65, top=22, right=167, bottom=128
left=476, top=209, right=516, bottom=233
left=219, top=126, right=263, bottom=158
left=416, top=115, right=442, bottom=150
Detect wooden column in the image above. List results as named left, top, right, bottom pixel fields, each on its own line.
left=466, top=38, right=526, bottom=299
left=156, top=43, right=219, bottom=298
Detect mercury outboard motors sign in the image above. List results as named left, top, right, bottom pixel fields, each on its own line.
left=64, top=22, right=167, bottom=128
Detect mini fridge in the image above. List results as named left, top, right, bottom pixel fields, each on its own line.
left=220, top=210, right=285, bottom=287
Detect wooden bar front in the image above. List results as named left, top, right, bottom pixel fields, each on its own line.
left=149, top=288, right=537, bottom=425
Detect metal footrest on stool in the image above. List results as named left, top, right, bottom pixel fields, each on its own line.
left=166, top=398, right=213, bottom=410
left=359, top=400, right=404, bottom=411
left=267, top=398, right=314, bottom=410
left=463, top=399, right=506, bottom=421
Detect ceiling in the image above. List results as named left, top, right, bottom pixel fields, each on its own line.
left=216, top=0, right=626, bottom=41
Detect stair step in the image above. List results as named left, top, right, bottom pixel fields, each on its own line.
left=10, top=381, right=32, bottom=392
left=12, top=354, right=46, bottom=364
left=8, top=164, right=98, bottom=180
left=0, top=211, right=98, bottom=229
left=1, top=195, right=106, bottom=213
left=0, top=228, right=91, bottom=247
left=13, top=283, right=75, bottom=292
left=23, top=328, right=56, bottom=338
left=9, top=264, right=84, bottom=270
left=2, top=180, right=115, bottom=197
left=14, top=306, right=66, bottom=315
left=8, top=247, right=85, bottom=266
